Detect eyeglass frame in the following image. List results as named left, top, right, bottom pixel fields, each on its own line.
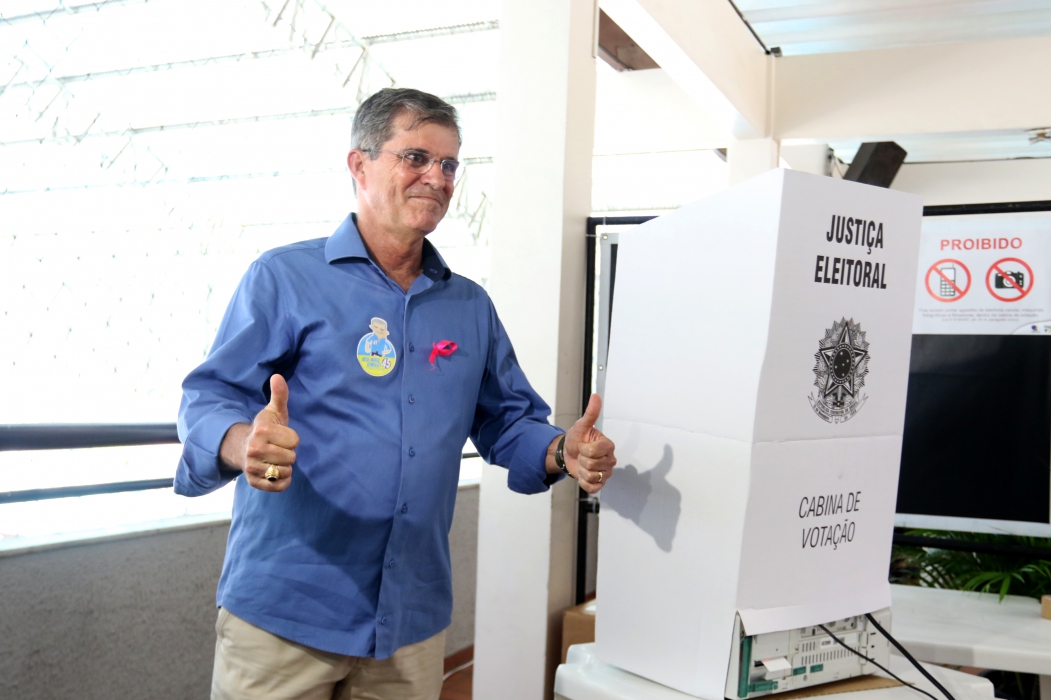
left=364, top=148, right=461, bottom=181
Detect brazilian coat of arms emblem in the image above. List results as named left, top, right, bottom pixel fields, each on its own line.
left=809, top=318, right=870, bottom=424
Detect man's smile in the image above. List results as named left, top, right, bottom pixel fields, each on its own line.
left=408, top=193, right=445, bottom=205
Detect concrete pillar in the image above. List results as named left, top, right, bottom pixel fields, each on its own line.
left=473, top=0, right=597, bottom=698
left=728, top=137, right=780, bottom=185
left=781, top=143, right=831, bottom=176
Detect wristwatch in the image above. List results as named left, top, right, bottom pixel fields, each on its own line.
left=555, top=434, right=569, bottom=474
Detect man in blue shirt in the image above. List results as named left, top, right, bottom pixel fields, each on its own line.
left=176, top=88, right=617, bottom=699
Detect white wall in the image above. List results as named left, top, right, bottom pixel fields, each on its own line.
left=0, top=484, right=480, bottom=699
left=593, top=67, right=724, bottom=155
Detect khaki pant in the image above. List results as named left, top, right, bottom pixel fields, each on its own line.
left=212, top=608, right=445, bottom=700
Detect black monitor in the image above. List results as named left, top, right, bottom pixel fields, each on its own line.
left=896, top=205, right=1051, bottom=536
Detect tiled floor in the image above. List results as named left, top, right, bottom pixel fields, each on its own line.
left=440, top=646, right=473, bottom=700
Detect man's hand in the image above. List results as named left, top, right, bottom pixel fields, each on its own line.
left=220, top=375, right=300, bottom=492
left=558, top=393, right=617, bottom=495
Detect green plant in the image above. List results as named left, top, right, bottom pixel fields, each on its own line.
left=890, top=529, right=1051, bottom=601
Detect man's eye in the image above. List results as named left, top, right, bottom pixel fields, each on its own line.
left=441, top=160, right=460, bottom=177
left=404, top=152, right=428, bottom=165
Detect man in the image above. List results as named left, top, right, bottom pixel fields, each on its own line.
left=175, top=87, right=617, bottom=700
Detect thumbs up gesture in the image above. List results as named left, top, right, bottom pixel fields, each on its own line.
left=243, top=374, right=300, bottom=492
left=564, top=393, right=617, bottom=495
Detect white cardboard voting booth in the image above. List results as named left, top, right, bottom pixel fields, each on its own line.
left=595, top=169, right=923, bottom=698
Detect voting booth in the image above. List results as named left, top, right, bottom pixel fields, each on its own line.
left=595, top=169, right=923, bottom=699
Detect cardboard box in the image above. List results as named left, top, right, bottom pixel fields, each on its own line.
left=595, top=169, right=922, bottom=698
left=562, top=600, right=597, bottom=663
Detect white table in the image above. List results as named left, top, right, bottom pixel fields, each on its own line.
left=555, top=643, right=994, bottom=700
left=891, top=584, right=1051, bottom=698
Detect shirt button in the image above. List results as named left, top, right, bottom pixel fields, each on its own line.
left=388, top=559, right=396, bottom=568
left=408, top=395, right=415, bottom=404
left=380, top=616, right=387, bottom=625
left=401, top=504, right=408, bottom=514
left=409, top=448, right=416, bottom=457
left=409, top=343, right=415, bottom=352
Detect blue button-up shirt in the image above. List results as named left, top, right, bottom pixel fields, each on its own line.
left=175, top=214, right=562, bottom=659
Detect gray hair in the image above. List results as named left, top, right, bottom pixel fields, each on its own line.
left=352, top=88, right=461, bottom=156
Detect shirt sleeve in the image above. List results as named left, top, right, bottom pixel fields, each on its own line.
left=175, top=261, right=294, bottom=496
left=470, top=299, right=565, bottom=495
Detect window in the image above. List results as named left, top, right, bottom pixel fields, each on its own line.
left=1, top=0, right=498, bottom=541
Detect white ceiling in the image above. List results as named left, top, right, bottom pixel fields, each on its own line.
left=733, top=0, right=1051, bottom=162
left=3, top=0, right=1048, bottom=172
left=734, top=0, right=1051, bottom=55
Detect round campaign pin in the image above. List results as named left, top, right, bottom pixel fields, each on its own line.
left=356, top=317, right=397, bottom=377
left=924, top=259, right=970, bottom=303
left=985, top=257, right=1033, bottom=303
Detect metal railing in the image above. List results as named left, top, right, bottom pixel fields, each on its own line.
left=0, top=423, right=179, bottom=451
left=0, top=424, right=479, bottom=505
left=0, top=423, right=180, bottom=505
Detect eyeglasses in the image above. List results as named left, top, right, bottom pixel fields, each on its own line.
left=368, top=149, right=460, bottom=181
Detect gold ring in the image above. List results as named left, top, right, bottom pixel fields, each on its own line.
left=597, top=471, right=604, bottom=483
left=264, top=465, right=280, bottom=482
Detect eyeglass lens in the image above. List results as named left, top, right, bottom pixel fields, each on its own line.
left=439, top=160, right=459, bottom=179
left=397, top=151, right=459, bottom=180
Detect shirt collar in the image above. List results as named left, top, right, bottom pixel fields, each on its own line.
left=325, top=213, right=451, bottom=282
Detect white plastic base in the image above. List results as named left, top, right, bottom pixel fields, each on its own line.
left=555, top=643, right=994, bottom=700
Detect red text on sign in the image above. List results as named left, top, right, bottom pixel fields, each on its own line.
left=940, top=237, right=1022, bottom=251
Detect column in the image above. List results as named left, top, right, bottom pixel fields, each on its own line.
left=728, top=136, right=780, bottom=185
left=473, top=0, right=597, bottom=698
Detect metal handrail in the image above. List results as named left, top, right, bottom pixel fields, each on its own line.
left=0, top=423, right=179, bottom=451
left=0, top=423, right=480, bottom=504
left=0, top=423, right=182, bottom=504
left=0, top=479, right=176, bottom=505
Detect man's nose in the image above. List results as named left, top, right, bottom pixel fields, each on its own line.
left=421, top=161, right=447, bottom=189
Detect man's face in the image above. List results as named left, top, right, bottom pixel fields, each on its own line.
left=351, top=112, right=459, bottom=237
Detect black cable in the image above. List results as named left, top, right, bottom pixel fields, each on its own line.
left=865, top=613, right=957, bottom=700
left=817, top=624, right=940, bottom=700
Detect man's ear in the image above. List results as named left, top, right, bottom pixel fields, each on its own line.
left=347, top=150, right=366, bottom=192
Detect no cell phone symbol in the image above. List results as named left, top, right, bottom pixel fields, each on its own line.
left=925, top=259, right=970, bottom=302
left=985, top=258, right=1034, bottom=302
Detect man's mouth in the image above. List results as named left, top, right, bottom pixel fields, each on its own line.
left=408, top=193, right=446, bottom=205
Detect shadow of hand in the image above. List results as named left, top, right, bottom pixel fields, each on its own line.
left=600, top=445, right=681, bottom=552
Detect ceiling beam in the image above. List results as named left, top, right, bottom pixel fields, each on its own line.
left=597, top=9, right=658, bottom=71
left=0, top=0, right=146, bottom=25
left=601, top=0, right=770, bottom=137
left=773, top=34, right=1051, bottom=141
left=359, top=19, right=498, bottom=45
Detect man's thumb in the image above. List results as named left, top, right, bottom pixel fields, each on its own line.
left=267, top=374, right=290, bottom=425
left=578, top=393, right=602, bottom=431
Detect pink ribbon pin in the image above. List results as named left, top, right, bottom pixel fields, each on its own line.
left=429, top=340, right=458, bottom=366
